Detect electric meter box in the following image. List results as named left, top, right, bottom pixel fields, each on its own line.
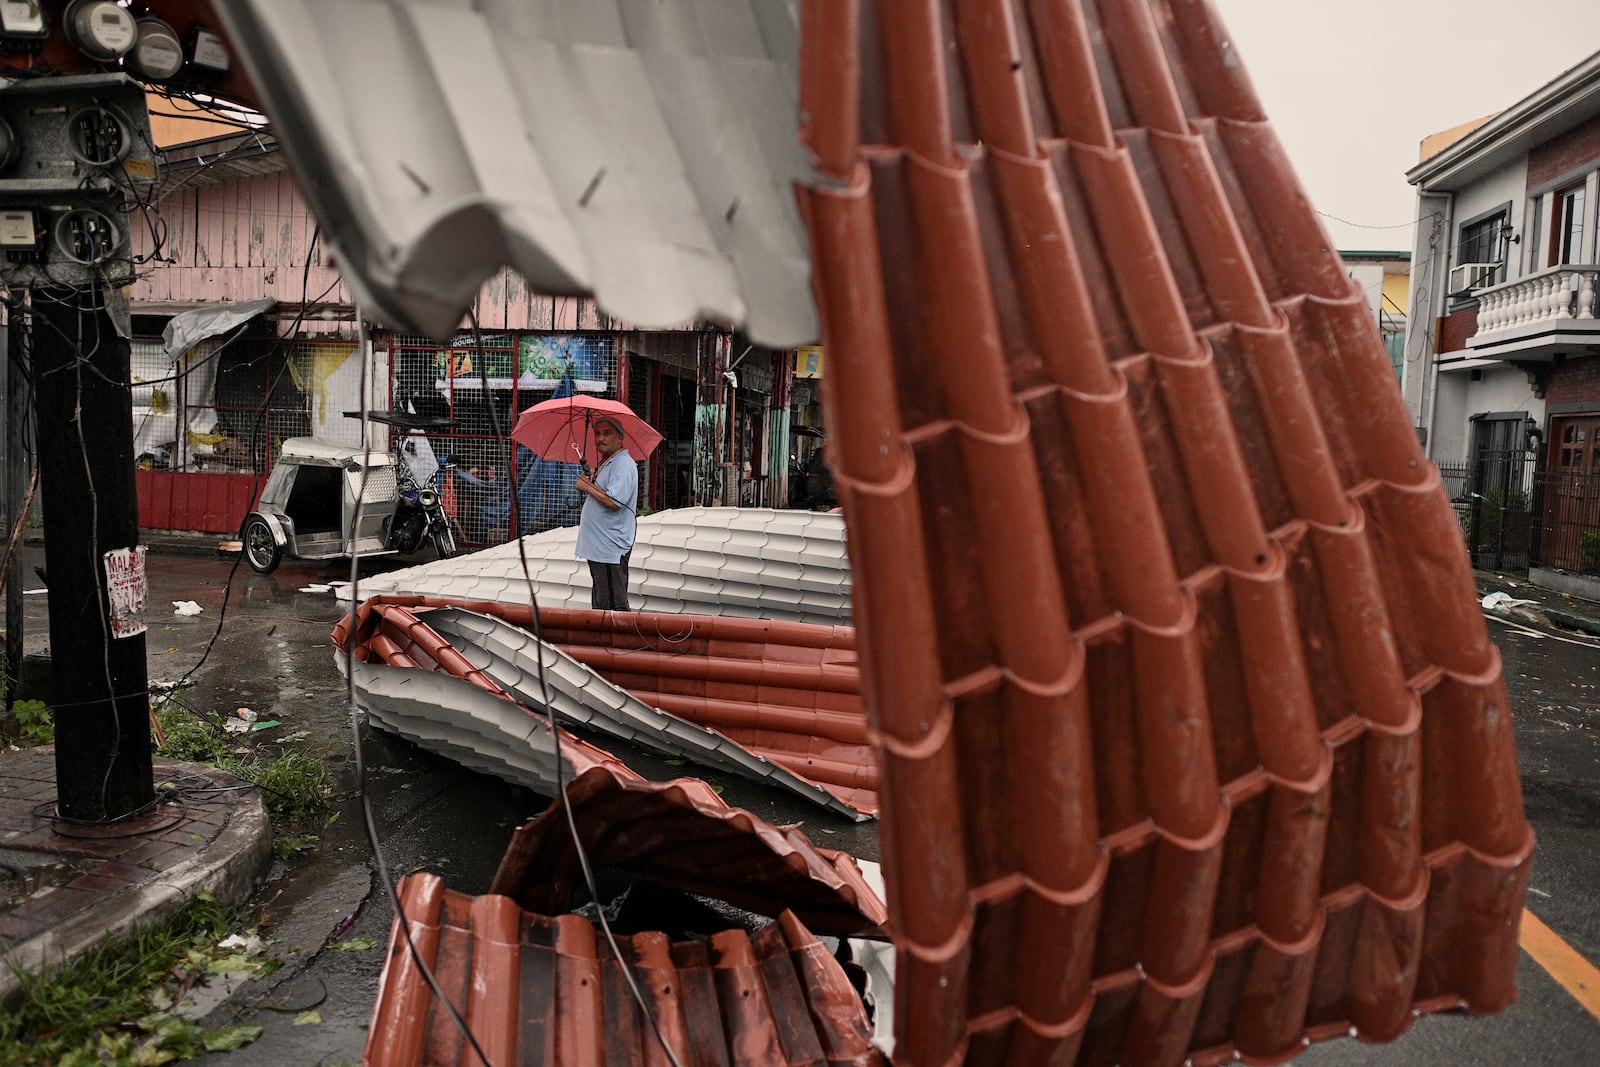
left=0, top=73, right=156, bottom=191
left=0, top=74, right=152, bottom=287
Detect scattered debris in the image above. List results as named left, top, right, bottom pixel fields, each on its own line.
left=223, top=708, right=258, bottom=735
left=1482, top=591, right=1538, bottom=611
left=173, top=600, right=203, bottom=616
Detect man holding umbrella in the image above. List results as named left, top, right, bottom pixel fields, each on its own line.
left=574, top=415, right=638, bottom=610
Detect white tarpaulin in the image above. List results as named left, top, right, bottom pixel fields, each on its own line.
left=161, top=298, right=277, bottom=362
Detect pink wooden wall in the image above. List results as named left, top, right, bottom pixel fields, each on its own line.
left=128, top=159, right=621, bottom=334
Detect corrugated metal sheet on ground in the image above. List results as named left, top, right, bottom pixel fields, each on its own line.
left=490, top=761, right=885, bottom=935
left=366, top=874, right=885, bottom=1067
left=216, top=0, right=817, bottom=346
left=795, top=3, right=1533, bottom=1065
left=334, top=596, right=875, bottom=816
left=340, top=508, right=852, bottom=624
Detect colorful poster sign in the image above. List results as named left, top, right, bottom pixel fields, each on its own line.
left=435, top=334, right=613, bottom=390
left=104, top=546, right=148, bottom=639
left=795, top=345, right=824, bottom=379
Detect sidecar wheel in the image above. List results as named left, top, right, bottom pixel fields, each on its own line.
left=242, top=516, right=282, bottom=574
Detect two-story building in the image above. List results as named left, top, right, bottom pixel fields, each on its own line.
left=1403, top=50, right=1600, bottom=588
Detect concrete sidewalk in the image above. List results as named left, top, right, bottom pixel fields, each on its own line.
left=0, top=746, right=272, bottom=1003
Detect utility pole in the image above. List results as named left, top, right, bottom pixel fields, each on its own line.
left=32, top=286, right=153, bottom=821
left=1, top=311, right=19, bottom=710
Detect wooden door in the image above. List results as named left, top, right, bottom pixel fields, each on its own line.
left=1544, top=414, right=1600, bottom=570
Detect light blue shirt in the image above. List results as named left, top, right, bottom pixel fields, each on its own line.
left=574, top=451, right=637, bottom=563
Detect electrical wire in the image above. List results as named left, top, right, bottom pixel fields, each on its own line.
left=342, top=315, right=501, bottom=1067
left=472, top=311, right=681, bottom=1066
left=337, top=307, right=685, bottom=1066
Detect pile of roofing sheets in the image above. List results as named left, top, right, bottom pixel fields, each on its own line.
left=334, top=596, right=876, bottom=817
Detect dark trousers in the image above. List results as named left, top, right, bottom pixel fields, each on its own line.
left=588, top=551, right=631, bottom=610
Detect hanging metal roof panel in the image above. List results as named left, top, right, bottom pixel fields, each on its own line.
left=794, top=3, right=1534, bottom=1064
left=215, top=0, right=817, bottom=344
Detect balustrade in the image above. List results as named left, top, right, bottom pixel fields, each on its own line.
left=1472, top=266, right=1600, bottom=340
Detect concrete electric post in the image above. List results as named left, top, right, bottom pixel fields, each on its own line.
left=0, top=74, right=159, bottom=821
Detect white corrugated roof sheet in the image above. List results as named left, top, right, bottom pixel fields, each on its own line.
left=342, top=507, right=852, bottom=623
left=217, top=0, right=817, bottom=345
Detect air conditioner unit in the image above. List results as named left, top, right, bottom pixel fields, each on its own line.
left=1449, top=261, right=1497, bottom=296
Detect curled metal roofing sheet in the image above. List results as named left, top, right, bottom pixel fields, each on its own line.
left=490, top=761, right=886, bottom=936
left=793, top=2, right=1534, bottom=1065
left=334, top=595, right=875, bottom=816
left=343, top=507, right=852, bottom=624
left=367, top=875, right=884, bottom=1067
left=215, top=0, right=816, bottom=345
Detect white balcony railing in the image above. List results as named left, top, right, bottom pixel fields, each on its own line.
left=1471, top=265, right=1599, bottom=341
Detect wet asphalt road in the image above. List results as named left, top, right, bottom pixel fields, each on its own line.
left=13, top=543, right=1600, bottom=1064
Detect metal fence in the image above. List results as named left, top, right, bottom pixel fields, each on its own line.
left=1437, top=452, right=1600, bottom=574
left=1534, top=467, right=1600, bottom=574
left=389, top=332, right=621, bottom=548
left=131, top=337, right=346, bottom=476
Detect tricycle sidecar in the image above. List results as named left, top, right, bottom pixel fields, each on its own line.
left=240, top=438, right=401, bottom=574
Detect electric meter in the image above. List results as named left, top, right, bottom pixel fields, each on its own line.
left=63, top=0, right=137, bottom=62
left=127, top=17, right=184, bottom=80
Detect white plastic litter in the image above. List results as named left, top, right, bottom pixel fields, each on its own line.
left=298, top=584, right=332, bottom=594
left=223, top=707, right=257, bottom=734
left=216, top=933, right=265, bottom=953
left=1481, top=591, right=1538, bottom=611
left=173, top=600, right=203, bottom=616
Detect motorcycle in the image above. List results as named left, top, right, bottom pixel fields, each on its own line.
left=238, top=411, right=459, bottom=574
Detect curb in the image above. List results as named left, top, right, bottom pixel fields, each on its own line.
left=22, top=531, right=237, bottom=560
left=0, top=762, right=273, bottom=1004
left=1541, top=607, right=1600, bottom=638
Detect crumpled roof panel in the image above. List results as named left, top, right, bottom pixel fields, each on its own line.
left=796, top=2, right=1533, bottom=1064
left=366, top=875, right=886, bottom=1067
left=342, top=508, right=852, bottom=624
left=334, top=595, right=876, bottom=816
left=490, top=761, right=886, bottom=936
left=216, top=1, right=816, bottom=345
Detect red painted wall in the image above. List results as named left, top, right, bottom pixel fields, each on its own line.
left=136, top=471, right=260, bottom=534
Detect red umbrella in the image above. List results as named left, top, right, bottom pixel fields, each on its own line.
left=510, top=395, right=663, bottom=469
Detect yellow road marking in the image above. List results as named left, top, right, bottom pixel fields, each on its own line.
left=1521, top=908, right=1600, bottom=1021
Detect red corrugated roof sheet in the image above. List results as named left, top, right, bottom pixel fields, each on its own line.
left=489, top=760, right=886, bottom=937
left=366, top=874, right=886, bottom=1067
left=334, top=596, right=877, bottom=814
left=795, top=2, right=1532, bottom=1065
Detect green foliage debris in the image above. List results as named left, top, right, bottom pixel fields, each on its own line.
left=0, top=895, right=272, bottom=1066
left=152, top=703, right=338, bottom=861
left=7, top=699, right=52, bottom=746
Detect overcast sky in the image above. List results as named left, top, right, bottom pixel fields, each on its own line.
left=1211, top=0, right=1598, bottom=253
